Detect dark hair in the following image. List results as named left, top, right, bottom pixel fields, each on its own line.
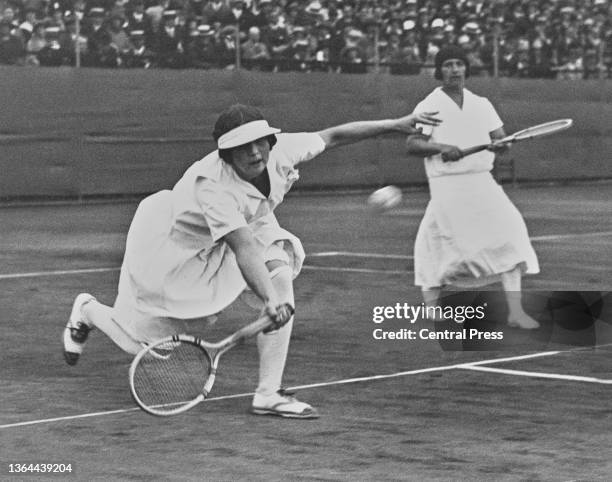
left=213, top=104, right=277, bottom=162
left=434, top=45, right=471, bottom=80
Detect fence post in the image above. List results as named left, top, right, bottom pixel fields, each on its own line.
left=75, top=15, right=81, bottom=68
left=492, top=26, right=500, bottom=78
left=234, top=16, right=242, bottom=70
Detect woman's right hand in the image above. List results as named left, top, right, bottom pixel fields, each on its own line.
left=263, top=300, right=294, bottom=328
left=440, top=145, right=464, bottom=162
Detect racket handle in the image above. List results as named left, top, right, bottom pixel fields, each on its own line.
left=460, top=144, right=491, bottom=157
left=229, top=303, right=295, bottom=341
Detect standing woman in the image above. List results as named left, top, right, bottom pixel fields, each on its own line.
left=406, top=46, right=540, bottom=330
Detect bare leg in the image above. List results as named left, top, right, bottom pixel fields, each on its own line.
left=500, top=267, right=540, bottom=329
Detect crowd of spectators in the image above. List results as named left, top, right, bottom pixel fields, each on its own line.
left=1, top=0, right=612, bottom=79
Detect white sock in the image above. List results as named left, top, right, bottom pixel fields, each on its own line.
left=82, top=300, right=142, bottom=355
left=501, top=267, right=525, bottom=319
left=255, top=265, right=294, bottom=398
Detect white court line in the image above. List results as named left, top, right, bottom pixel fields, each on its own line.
left=308, top=251, right=412, bottom=260
left=457, top=351, right=561, bottom=366
left=460, top=365, right=612, bottom=384
left=530, top=230, right=612, bottom=242
left=0, top=392, right=254, bottom=430
left=0, top=350, right=559, bottom=430
left=0, top=267, right=118, bottom=280
left=0, top=263, right=411, bottom=280
left=1, top=230, right=611, bottom=280
left=303, top=266, right=409, bottom=275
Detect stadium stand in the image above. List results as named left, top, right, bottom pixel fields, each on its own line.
left=0, top=0, right=611, bottom=77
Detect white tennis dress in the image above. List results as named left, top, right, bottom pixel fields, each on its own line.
left=412, top=87, right=539, bottom=288
left=113, top=132, right=325, bottom=342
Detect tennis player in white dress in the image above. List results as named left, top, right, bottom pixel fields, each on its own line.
left=63, top=103, right=441, bottom=418
left=406, top=46, right=540, bottom=330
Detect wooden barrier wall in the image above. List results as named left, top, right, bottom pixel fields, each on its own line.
left=1, top=66, right=610, bottom=199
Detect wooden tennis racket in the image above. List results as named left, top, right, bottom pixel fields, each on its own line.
left=129, top=304, right=294, bottom=416
left=460, top=118, right=573, bottom=158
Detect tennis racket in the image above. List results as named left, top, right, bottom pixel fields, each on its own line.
left=129, top=304, right=294, bottom=416
left=459, top=118, right=573, bottom=158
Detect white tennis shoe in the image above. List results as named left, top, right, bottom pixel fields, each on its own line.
left=63, top=293, right=96, bottom=366
left=251, top=389, right=319, bottom=419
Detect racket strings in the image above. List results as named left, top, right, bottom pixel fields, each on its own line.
left=132, top=342, right=211, bottom=412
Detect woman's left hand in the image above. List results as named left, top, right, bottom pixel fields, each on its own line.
left=487, top=140, right=511, bottom=154
left=411, top=111, right=442, bottom=127
left=393, top=112, right=441, bottom=134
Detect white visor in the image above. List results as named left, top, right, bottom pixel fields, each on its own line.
left=217, top=120, right=281, bottom=149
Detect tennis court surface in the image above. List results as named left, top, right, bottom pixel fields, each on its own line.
left=1, top=182, right=611, bottom=481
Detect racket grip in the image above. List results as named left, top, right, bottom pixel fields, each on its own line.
left=263, top=303, right=295, bottom=333
left=460, top=144, right=490, bottom=157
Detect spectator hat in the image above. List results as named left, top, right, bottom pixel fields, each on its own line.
left=45, top=26, right=61, bottom=39
left=434, top=44, right=470, bottom=80
left=462, top=21, right=480, bottom=34
left=431, top=18, right=444, bottom=29
left=213, top=104, right=281, bottom=152
left=221, top=25, right=238, bottom=36
left=306, top=1, right=322, bottom=12
left=403, top=19, right=415, bottom=31
left=89, top=7, right=105, bottom=16
left=197, top=24, right=214, bottom=36
left=20, top=22, right=34, bottom=33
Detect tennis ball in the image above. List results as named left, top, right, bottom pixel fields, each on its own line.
left=368, top=185, right=402, bottom=211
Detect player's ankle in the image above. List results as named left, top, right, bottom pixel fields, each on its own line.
left=80, top=299, right=97, bottom=327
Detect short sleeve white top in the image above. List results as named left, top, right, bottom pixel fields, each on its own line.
left=414, top=87, right=503, bottom=178
left=171, top=132, right=326, bottom=247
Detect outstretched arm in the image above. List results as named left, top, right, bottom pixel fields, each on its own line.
left=317, top=112, right=440, bottom=150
